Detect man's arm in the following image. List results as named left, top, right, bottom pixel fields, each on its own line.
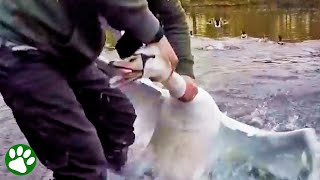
left=155, top=0, right=195, bottom=79
left=97, top=0, right=160, bottom=44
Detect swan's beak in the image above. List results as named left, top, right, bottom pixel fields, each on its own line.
left=109, top=72, right=143, bottom=89
left=109, top=55, right=143, bottom=72
left=108, top=53, right=155, bottom=88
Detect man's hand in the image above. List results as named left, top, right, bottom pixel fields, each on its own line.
left=148, top=36, right=178, bottom=71
left=116, top=33, right=178, bottom=70
left=153, top=75, right=195, bottom=89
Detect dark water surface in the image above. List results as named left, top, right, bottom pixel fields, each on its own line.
left=185, top=5, right=320, bottom=42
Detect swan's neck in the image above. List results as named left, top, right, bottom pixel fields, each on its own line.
left=162, top=72, right=198, bottom=102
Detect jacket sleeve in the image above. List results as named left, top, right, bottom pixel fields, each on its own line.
left=97, top=0, right=160, bottom=44
left=156, top=0, right=195, bottom=78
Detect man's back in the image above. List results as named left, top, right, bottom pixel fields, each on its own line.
left=0, top=0, right=105, bottom=62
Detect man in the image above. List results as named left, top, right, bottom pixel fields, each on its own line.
left=0, top=0, right=178, bottom=179
left=113, top=0, right=195, bottom=81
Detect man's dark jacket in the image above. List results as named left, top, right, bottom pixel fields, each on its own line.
left=0, top=0, right=159, bottom=66
left=0, top=0, right=194, bottom=77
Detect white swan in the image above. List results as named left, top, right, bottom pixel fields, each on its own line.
left=98, top=52, right=320, bottom=180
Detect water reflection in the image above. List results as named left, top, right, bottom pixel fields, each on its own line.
left=185, top=6, right=320, bottom=41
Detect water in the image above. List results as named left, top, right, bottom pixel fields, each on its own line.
left=191, top=36, right=320, bottom=135
left=185, top=5, right=320, bottom=42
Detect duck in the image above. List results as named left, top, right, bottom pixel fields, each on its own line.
left=277, top=35, right=284, bottom=45
left=189, top=30, right=202, bottom=38
left=189, top=30, right=194, bottom=37
left=219, top=17, right=229, bottom=25
left=207, top=17, right=229, bottom=28
left=214, top=18, right=222, bottom=28
left=207, top=19, right=213, bottom=25
left=241, top=31, right=248, bottom=39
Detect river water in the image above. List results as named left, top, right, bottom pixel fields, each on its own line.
left=191, top=36, right=320, bottom=135
left=185, top=5, right=320, bottom=42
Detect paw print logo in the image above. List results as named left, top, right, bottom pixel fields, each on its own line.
left=5, top=144, right=37, bottom=176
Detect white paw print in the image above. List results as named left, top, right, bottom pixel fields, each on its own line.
left=8, top=145, right=36, bottom=174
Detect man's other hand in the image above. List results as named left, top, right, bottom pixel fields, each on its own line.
left=149, top=36, right=178, bottom=71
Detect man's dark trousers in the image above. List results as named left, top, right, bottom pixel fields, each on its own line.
left=0, top=46, right=136, bottom=179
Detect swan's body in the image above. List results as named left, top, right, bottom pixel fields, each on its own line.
left=104, top=78, right=320, bottom=180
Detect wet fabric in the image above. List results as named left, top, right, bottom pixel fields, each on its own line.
left=0, top=47, right=136, bottom=179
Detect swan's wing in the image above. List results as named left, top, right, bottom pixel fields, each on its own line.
left=215, top=113, right=320, bottom=180
left=119, top=79, right=164, bottom=149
